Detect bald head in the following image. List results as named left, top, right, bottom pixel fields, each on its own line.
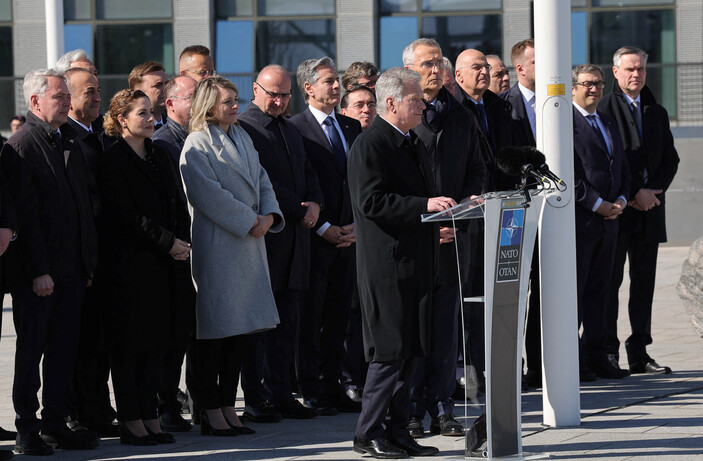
left=253, top=65, right=292, bottom=117
left=455, top=49, right=490, bottom=102
left=164, top=75, right=197, bottom=127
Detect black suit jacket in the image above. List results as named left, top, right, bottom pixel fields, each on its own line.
left=0, top=111, right=97, bottom=288
left=289, top=108, right=361, bottom=236
left=60, top=117, right=105, bottom=218
left=454, top=84, right=520, bottom=192
left=239, top=104, right=324, bottom=291
left=499, top=83, right=536, bottom=148
left=573, top=106, right=631, bottom=236
left=598, top=84, right=679, bottom=243
left=348, top=116, right=437, bottom=362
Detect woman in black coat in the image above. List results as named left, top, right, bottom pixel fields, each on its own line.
left=97, top=89, right=192, bottom=446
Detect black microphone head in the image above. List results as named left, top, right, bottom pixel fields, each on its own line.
left=497, top=146, right=526, bottom=176
left=522, top=146, right=546, bottom=166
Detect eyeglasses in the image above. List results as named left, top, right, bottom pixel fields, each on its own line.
left=185, top=68, right=216, bottom=78
left=412, top=60, right=445, bottom=71
left=574, top=81, right=605, bottom=89
left=255, top=81, right=292, bottom=100
left=170, top=96, right=191, bottom=100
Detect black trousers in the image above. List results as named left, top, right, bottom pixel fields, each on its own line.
left=297, top=244, right=354, bottom=400
left=111, top=349, right=160, bottom=421
left=410, top=280, right=459, bottom=419
left=157, top=340, right=189, bottom=415
left=525, top=241, right=542, bottom=373
left=576, top=231, right=617, bottom=363
left=12, top=280, right=85, bottom=434
left=340, top=286, right=367, bottom=390
left=197, top=335, right=245, bottom=409
left=606, top=230, right=659, bottom=364
left=355, top=358, right=418, bottom=441
left=462, top=233, right=485, bottom=377
left=241, top=289, right=300, bottom=407
left=68, top=281, right=116, bottom=426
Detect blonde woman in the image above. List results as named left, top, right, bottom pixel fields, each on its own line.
left=180, top=76, right=283, bottom=436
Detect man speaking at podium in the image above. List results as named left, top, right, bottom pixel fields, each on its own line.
left=348, top=67, right=456, bottom=459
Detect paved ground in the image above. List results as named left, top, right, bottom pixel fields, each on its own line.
left=0, top=245, right=701, bottom=460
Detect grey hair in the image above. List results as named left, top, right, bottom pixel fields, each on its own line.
left=485, top=54, right=502, bottom=62
left=64, top=67, right=94, bottom=95
left=375, top=67, right=421, bottom=115
left=401, top=38, right=442, bottom=66
left=572, top=63, right=604, bottom=83
left=613, top=46, right=648, bottom=67
left=296, top=56, right=335, bottom=102
left=442, top=56, right=453, bottom=73
left=23, top=69, right=65, bottom=108
left=55, top=49, right=90, bottom=74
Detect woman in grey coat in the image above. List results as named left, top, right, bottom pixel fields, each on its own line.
left=180, top=76, right=284, bottom=436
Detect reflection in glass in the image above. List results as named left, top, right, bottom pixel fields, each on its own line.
left=64, top=0, right=91, bottom=21
left=571, top=12, right=587, bottom=65
left=422, top=15, right=501, bottom=67
left=379, top=0, right=418, bottom=13
left=258, top=0, right=334, bottom=16
left=591, top=10, right=675, bottom=116
left=64, top=24, right=93, bottom=59
left=421, top=0, right=501, bottom=12
left=96, top=0, right=172, bottom=20
left=0, top=26, right=10, bottom=77
left=256, top=20, right=335, bottom=71
left=94, top=24, right=174, bottom=74
left=215, top=0, right=254, bottom=17
left=0, top=79, right=15, bottom=130
left=0, top=0, right=10, bottom=22
left=593, top=0, right=674, bottom=6
left=216, top=21, right=254, bottom=74
left=570, top=0, right=586, bottom=7
left=380, top=16, right=418, bottom=69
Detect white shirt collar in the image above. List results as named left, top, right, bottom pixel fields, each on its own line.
left=518, top=83, right=535, bottom=102
left=69, top=116, right=93, bottom=133
left=573, top=101, right=598, bottom=117
left=308, top=104, right=336, bottom=126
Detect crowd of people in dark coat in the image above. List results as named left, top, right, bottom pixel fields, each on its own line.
left=0, top=37, right=678, bottom=460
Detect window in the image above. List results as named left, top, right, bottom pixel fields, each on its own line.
left=379, top=0, right=502, bottom=70
left=0, top=0, right=12, bottom=131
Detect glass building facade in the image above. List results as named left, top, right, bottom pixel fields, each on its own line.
left=1, top=0, right=699, bottom=131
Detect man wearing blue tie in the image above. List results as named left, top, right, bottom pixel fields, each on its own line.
left=571, top=64, right=631, bottom=381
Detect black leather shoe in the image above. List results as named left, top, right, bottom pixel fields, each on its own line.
left=118, top=422, right=158, bottom=446
left=242, top=401, right=283, bottom=423
left=145, top=427, right=176, bottom=444
left=629, top=360, right=672, bottom=375
left=353, top=436, right=408, bottom=459
left=41, top=425, right=99, bottom=450
left=0, top=449, right=13, bottom=460
left=388, top=435, right=439, bottom=456
left=304, top=397, right=337, bottom=416
left=429, top=414, right=464, bottom=436
left=588, top=358, right=631, bottom=379
left=465, top=413, right=487, bottom=455
left=199, top=411, right=239, bottom=437
left=408, top=416, right=424, bottom=438
left=279, top=399, right=318, bottom=419
left=0, top=427, right=16, bottom=441
left=158, top=410, right=192, bottom=432
left=579, top=363, right=597, bottom=382
left=15, top=432, right=54, bottom=456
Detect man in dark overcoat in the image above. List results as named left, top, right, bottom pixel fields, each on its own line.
left=1, top=69, right=98, bottom=454
left=349, top=67, right=456, bottom=459
left=239, top=64, right=323, bottom=421
left=598, top=46, right=679, bottom=374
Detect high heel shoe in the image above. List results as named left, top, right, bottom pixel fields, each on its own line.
left=119, top=422, right=158, bottom=446
left=145, top=427, right=176, bottom=444
left=200, top=410, right=238, bottom=436
left=224, top=417, right=256, bottom=435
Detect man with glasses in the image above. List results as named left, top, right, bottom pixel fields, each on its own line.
left=340, top=84, right=377, bottom=131
left=402, top=38, right=484, bottom=439
left=453, top=49, right=517, bottom=401
left=149, top=75, right=199, bottom=433
left=599, top=46, right=679, bottom=376
left=238, top=64, right=323, bottom=422
left=178, top=45, right=215, bottom=82
left=572, top=63, right=631, bottom=381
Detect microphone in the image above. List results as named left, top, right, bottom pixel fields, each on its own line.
left=535, top=163, right=565, bottom=186
left=496, top=146, right=527, bottom=176
left=521, top=163, right=545, bottom=184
